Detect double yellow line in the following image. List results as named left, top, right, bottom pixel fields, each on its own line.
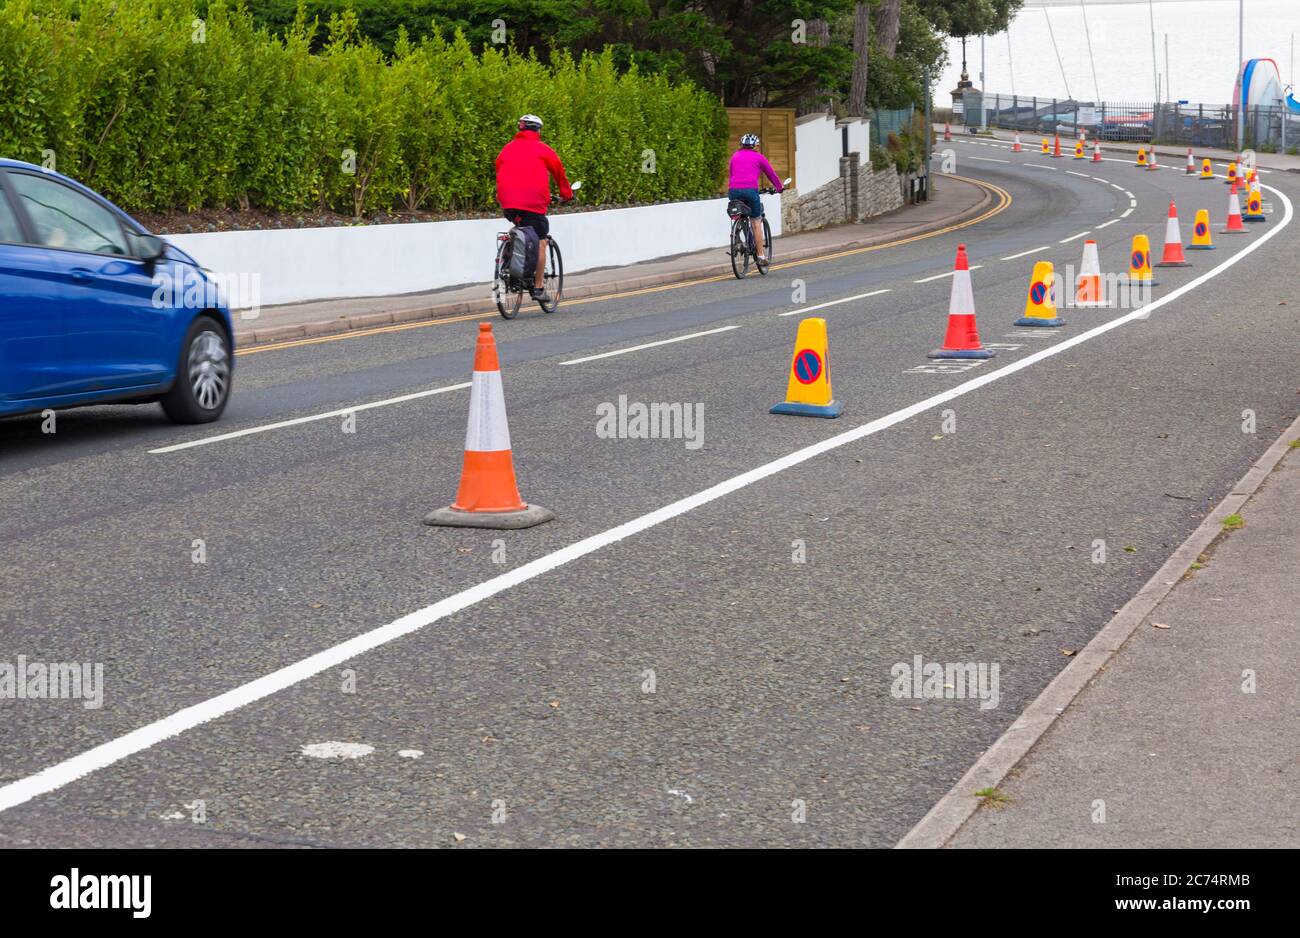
left=238, top=175, right=1012, bottom=358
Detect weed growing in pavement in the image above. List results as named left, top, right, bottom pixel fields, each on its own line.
left=1222, top=514, right=1245, bottom=530
left=974, top=787, right=1011, bottom=809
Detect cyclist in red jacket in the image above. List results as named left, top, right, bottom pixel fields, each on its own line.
left=496, top=114, right=574, bottom=304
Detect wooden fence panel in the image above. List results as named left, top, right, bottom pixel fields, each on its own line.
left=725, top=107, right=797, bottom=189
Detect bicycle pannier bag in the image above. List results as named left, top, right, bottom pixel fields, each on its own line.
left=508, top=225, right=539, bottom=282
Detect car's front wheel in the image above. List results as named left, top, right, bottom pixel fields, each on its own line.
left=160, top=317, right=232, bottom=424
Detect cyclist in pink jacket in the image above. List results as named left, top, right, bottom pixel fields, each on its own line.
left=727, top=134, right=784, bottom=260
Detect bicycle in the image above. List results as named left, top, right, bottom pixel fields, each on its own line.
left=494, top=182, right=580, bottom=320
left=727, top=179, right=788, bottom=279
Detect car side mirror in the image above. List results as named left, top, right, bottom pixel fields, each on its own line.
left=128, top=232, right=167, bottom=262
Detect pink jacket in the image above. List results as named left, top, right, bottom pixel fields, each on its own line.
left=728, top=149, right=782, bottom=190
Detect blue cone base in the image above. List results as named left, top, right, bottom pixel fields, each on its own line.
left=1015, top=316, right=1064, bottom=327
left=770, top=400, right=842, bottom=418
left=1187, top=244, right=1216, bottom=250
left=1243, top=216, right=1266, bottom=223
left=927, top=347, right=995, bottom=360
left=1155, top=260, right=1191, bottom=267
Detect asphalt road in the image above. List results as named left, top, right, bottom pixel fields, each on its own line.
left=1, top=143, right=1296, bottom=847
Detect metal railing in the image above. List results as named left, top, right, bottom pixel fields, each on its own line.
left=961, top=91, right=1300, bottom=152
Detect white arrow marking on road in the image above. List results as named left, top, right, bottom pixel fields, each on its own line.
left=2, top=184, right=1290, bottom=817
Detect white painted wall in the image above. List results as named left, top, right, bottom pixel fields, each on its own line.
left=795, top=115, right=842, bottom=195
left=794, top=116, right=872, bottom=196
left=167, top=193, right=782, bottom=308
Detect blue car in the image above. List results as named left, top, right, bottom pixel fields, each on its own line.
left=0, top=158, right=233, bottom=424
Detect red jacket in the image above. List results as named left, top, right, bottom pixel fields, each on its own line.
left=495, top=130, right=573, bottom=215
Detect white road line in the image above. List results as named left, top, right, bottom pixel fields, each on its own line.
left=1124, top=191, right=1135, bottom=199
left=1129, top=198, right=1138, bottom=207
left=971, top=157, right=1010, bottom=163
left=1092, top=177, right=1110, bottom=183
left=1096, top=219, right=1119, bottom=229
left=914, top=266, right=983, bottom=283
left=149, top=383, right=472, bottom=454
left=1111, top=183, right=1125, bottom=190
left=1119, top=207, right=1134, bottom=218
left=1000, top=245, right=1051, bottom=261
left=1025, top=164, right=1055, bottom=170
left=778, top=288, right=891, bottom=317
left=560, top=326, right=739, bottom=365
left=1065, top=170, right=1091, bottom=178
left=1058, top=231, right=1092, bottom=243
left=2, top=187, right=1289, bottom=818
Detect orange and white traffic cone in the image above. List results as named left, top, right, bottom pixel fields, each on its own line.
left=1052, top=133, right=1064, bottom=157
left=928, top=244, right=994, bottom=359
left=1200, top=158, right=1214, bottom=179
left=1185, top=149, right=1196, bottom=174
left=1092, top=140, right=1102, bottom=162
left=1220, top=181, right=1247, bottom=234
left=944, top=122, right=952, bottom=142
left=424, top=323, right=554, bottom=529
left=1147, top=145, right=1159, bottom=170
left=1155, top=200, right=1190, bottom=267
left=1188, top=209, right=1215, bottom=250
left=1074, top=239, right=1108, bottom=308
left=1013, top=131, right=1023, bottom=152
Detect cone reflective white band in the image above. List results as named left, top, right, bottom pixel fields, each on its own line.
left=1165, top=213, right=1181, bottom=243
left=464, top=370, right=512, bottom=452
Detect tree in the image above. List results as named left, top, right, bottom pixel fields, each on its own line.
left=916, top=0, right=1022, bottom=40
left=848, top=2, right=869, bottom=115
left=875, top=0, right=901, bottom=58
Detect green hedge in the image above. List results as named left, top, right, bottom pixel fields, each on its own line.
left=0, top=0, right=729, bottom=216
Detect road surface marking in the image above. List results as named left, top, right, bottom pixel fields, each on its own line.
left=1058, top=231, right=1091, bottom=243
left=1129, top=198, right=1138, bottom=208
left=1065, top=171, right=1091, bottom=178
left=149, top=382, right=471, bottom=454
left=1001, top=245, right=1050, bottom=261
left=1119, top=207, right=1134, bottom=218
left=778, top=288, right=891, bottom=317
left=10, top=184, right=1286, bottom=817
left=914, top=266, right=983, bottom=283
left=971, top=157, right=1009, bottom=163
left=1111, top=183, right=1125, bottom=190
left=1096, top=219, right=1119, bottom=229
left=560, top=326, right=739, bottom=365
left=1092, top=177, right=1109, bottom=183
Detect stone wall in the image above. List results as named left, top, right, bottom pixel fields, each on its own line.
left=782, top=152, right=913, bottom=234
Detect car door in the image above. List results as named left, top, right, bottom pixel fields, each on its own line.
left=6, top=171, right=167, bottom=394
left=0, top=172, right=68, bottom=402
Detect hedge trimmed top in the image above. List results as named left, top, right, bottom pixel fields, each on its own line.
left=0, top=0, right=730, bottom=217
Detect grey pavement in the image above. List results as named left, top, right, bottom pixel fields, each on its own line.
left=232, top=174, right=993, bottom=346
left=949, top=440, right=1300, bottom=849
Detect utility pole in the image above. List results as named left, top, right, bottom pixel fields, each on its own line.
left=1148, top=0, right=1159, bottom=102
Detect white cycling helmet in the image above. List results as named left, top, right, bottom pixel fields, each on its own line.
left=740, top=133, right=760, bottom=148
left=518, top=114, right=544, bottom=131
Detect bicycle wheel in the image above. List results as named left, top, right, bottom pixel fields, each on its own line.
left=539, top=237, right=563, bottom=313
left=755, top=217, right=773, bottom=274
left=730, top=219, right=749, bottom=279
left=494, top=239, right=522, bottom=320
